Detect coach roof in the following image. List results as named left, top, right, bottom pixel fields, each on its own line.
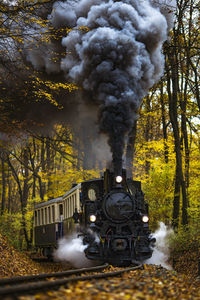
left=34, top=196, right=63, bottom=209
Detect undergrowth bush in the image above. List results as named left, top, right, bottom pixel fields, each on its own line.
left=169, top=224, right=200, bottom=255
left=0, top=212, right=23, bottom=250
left=0, top=209, right=34, bottom=250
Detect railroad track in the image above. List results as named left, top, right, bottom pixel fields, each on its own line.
left=0, top=263, right=143, bottom=298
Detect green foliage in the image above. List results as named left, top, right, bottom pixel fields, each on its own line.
left=0, top=212, right=23, bottom=249
left=133, top=138, right=175, bottom=228
left=143, top=162, right=175, bottom=229
left=0, top=198, right=35, bottom=250
left=169, top=224, right=200, bottom=254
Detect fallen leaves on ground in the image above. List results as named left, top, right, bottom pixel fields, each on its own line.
left=173, top=250, right=200, bottom=278
left=19, top=264, right=200, bottom=300
left=0, top=232, right=75, bottom=278
left=0, top=232, right=44, bottom=278
left=1, top=231, right=200, bottom=299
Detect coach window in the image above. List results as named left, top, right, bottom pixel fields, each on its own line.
left=35, top=211, right=37, bottom=226
left=67, top=199, right=69, bottom=218
left=45, top=208, right=47, bottom=224
left=52, top=206, right=55, bottom=222
left=59, top=204, right=63, bottom=215
left=48, top=207, right=51, bottom=223
left=72, top=195, right=74, bottom=213
left=41, top=208, right=44, bottom=225
left=74, top=194, right=76, bottom=211
left=65, top=202, right=67, bottom=218
left=70, top=196, right=72, bottom=215
left=38, top=210, right=40, bottom=226
left=68, top=196, right=71, bottom=218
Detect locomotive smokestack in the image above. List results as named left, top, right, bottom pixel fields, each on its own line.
left=113, top=156, right=122, bottom=178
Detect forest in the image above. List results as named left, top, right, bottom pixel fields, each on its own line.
left=0, top=0, right=199, bottom=255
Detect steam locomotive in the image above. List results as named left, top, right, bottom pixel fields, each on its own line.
left=34, top=169, right=154, bottom=266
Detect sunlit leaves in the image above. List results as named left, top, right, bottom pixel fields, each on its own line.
left=31, top=77, right=79, bottom=108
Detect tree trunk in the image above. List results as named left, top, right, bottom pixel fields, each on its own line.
left=1, top=152, right=6, bottom=215
left=144, top=95, right=151, bottom=175
left=160, top=81, right=169, bottom=163
left=172, top=165, right=181, bottom=228
left=7, top=153, right=32, bottom=250
left=166, top=43, right=188, bottom=227
left=46, top=137, right=53, bottom=197
left=22, top=148, right=29, bottom=208
left=41, top=136, right=45, bottom=172
left=7, top=170, right=11, bottom=213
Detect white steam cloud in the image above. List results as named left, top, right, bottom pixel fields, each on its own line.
left=55, top=223, right=174, bottom=269
left=145, top=222, right=174, bottom=270
left=54, top=233, right=95, bottom=268
left=26, top=0, right=176, bottom=172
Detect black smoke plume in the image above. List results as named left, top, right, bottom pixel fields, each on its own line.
left=27, top=0, right=176, bottom=174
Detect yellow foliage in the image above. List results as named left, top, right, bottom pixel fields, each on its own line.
left=30, top=77, right=79, bottom=107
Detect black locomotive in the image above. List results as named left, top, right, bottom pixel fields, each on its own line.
left=74, top=169, right=154, bottom=266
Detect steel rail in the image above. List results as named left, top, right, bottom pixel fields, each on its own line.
left=0, top=264, right=143, bottom=297
left=0, top=263, right=109, bottom=286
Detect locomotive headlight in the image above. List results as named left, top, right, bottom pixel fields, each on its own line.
left=89, top=215, right=96, bottom=222
left=115, top=176, right=123, bottom=183
left=142, top=215, right=149, bottom=223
